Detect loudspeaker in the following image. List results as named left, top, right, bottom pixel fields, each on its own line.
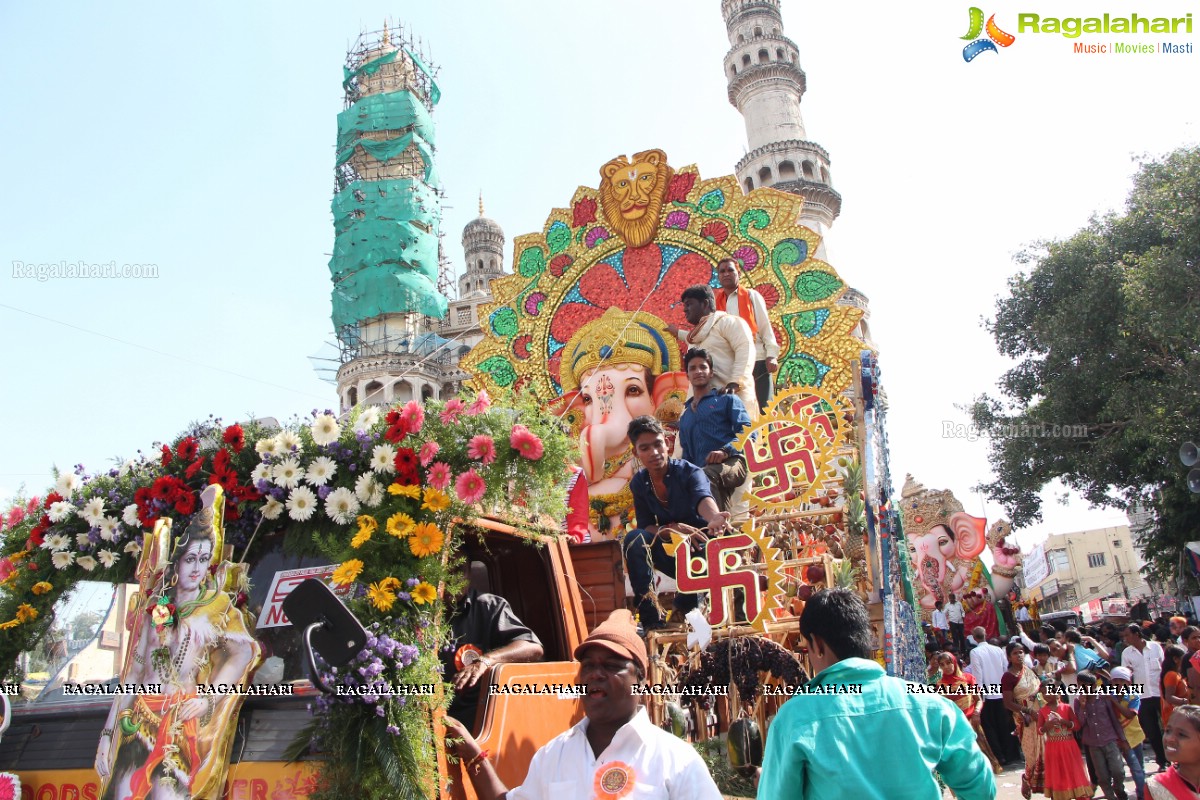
left=284, top=577, right=367, bottom=667
left=1181, top=442, right=1199, bottom=468
left=1188, top=468, right=1200, bottom=495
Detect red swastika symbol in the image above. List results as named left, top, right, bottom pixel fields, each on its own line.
left=747, top=423, right=818, bottom=502
left=675, top=534, right=761, bottom=627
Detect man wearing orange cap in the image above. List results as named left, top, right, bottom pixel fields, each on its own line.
left=444, top=609, right=722, bottom=799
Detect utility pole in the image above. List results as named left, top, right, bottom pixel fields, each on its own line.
left=1114, top=555, right=1131, bottom=602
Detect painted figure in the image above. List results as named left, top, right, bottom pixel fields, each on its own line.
left=96, top=485, right=261, bottom=800
left=900, top=475, right=988, bottom=612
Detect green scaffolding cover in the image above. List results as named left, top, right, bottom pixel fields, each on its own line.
left=342, top=49, right=441, bottom=106
left=335, top=93, right=439, bottom=185
left=329, top=178, right=448, bottom=328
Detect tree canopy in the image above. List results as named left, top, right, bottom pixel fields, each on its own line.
left=971, top=146, right=1200, bottom=583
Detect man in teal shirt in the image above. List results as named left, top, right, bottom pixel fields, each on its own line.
left=758, top=589, right=996, bottom=800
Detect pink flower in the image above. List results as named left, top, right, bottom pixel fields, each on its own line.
left=466, top=390, right=492, bottom=416
left=427, top=462, right=451, bottom=490
left=439, top=398, right=465, bottom=424
left=509, top=425, right=544, bottom=461
left=0, top=557, right=14, bottom=584
left=419, top=441, right=440, bottom=467
left=467, top=435, right=497, bottom=465
left=399, top=401, right=424, bottom=434
left=455, top=469, right=487, bottom=505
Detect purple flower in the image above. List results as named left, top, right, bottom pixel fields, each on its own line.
left=731, top=245, right=760, bottom=271
left=317, top=485, right=332, bottom=500
left=386, top=724, right=400, bottom=735
left=406, top=578, right=419, bottom=587
left=376, top=704, right=386, bottom=717
left=664, top=210, right=690, bottom=229
left=397, top=592, right=411, bottom=602
left=584, top=227, right=610, bottom=249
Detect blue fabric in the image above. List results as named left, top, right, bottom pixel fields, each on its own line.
left=758, top=658, right=996, bottom=800
left=678, top=390, right=751, bottom=468
left=629, top=460, right=711, bottom=530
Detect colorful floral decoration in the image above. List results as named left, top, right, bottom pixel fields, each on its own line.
left=0, top=392, right=573, bottom=800
left=460, top=150, right=865, bottom=532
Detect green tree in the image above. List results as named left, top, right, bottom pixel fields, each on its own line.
left=970, top=146, right=1200, bottom=584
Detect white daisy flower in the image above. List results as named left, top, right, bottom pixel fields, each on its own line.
left=255, top=436, right=280, bottom=458
left=324, top=487, right=360, bottom=525
left=251, top=463, right=272, bottom=484
left=124, top=540, right=143, bottom=557
left=76, top=533, right=92, bottom=548
left=286, top=487, right=318, bottom=522
left=98, top=516, right=120, bottom=541
left=261, top=496, right=285, bottom=521
left=76, top=555, right=97, bottom=572
left=122, top=503, right=141, bottom=528
left=310, top=414, right=342, bottom=446
left=42, top=533, right=70, bottom=551
left=366, top=482, right=385, bottom=508
left=55, top=473, right=81, bottom=496
left=272, top=457, right=303, bottom=489
left=48, top=501, right=75, bottom=523
left=354, top=473, right=379, bottom=504
left=370, top=444, right=397, bottom=475
left=97, top=549, right=119, bottom=568
left=80, top=497, right=106, bottom=526
left=353, top=406, right=380, bottom=433
left=277, top=430, right=302, bottom=452
left=52, top=551, right=74, bottom=570
left=306, top=456, right=337, bottom=486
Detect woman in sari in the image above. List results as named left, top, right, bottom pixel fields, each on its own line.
left=935, top=651, right=1002, bottom=774
left=1001, top=642, right=1045, bottom=798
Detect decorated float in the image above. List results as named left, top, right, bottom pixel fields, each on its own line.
left=0, top=150, right=938, bottom=798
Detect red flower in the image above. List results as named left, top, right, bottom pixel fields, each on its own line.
left=572, top=197, right=598, bottom=228
left=176, top=437, right=199, bottom=462
left=385, top=409, right=402, bottom=426
left=383, top=424, right=406, bottom=444
left=225, top=498, right=241, bottom=522
left=208, top=469, right=238, bottom=492
left=701, top=221, right=729, bottom=245
left=134, top=487, right=151, bottom=507
left=43, top=492, right=64, bottom=509
left=395, top=464, right=420, bottom=486
left=174, top=492, right=197, bottom=515
left=150, top=476, right=175, bottom=502
left=161, top=445, right=172, bottom=467
left=665, top=172, right=697, bottom=204
left=223, top=424, right=245, bottom=453
left=549, top=254, right=574, bottom=277
left=27, top=530, right=45, bottom=549
left=393, top=447, right=418, bottom=475
left=213, top=449, right=232, bottom=474
left=185, top=457, right=206, bottom=479
left=230, top=484, right=261, bottom=503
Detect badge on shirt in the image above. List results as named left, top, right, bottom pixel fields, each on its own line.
left=455, top=644, right=483, bottom=671
left=594, top=761, right=635, bottom=800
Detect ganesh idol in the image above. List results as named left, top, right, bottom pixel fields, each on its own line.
left=899, top=475, right=990, bottom=612
left=554, top=307, right=688, bottom=538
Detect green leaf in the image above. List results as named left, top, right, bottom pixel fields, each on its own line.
left=518, top=246, right=545, bottom=277
left=793, top=271, right=842, bottom=303
left=546, top=221, right=571, bottom=255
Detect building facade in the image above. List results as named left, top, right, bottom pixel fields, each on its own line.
left=1028, top=526, right=1151, bottom=613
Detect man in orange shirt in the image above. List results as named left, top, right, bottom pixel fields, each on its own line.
left=714, top=257, right=779, bottom=415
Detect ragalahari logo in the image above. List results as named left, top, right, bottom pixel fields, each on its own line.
left=961, top=7, right=1016, bottom=61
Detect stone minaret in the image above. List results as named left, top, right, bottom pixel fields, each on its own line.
left=459, top=195, right=506, bottom=299
left=722, top=0, right=841, bottom=244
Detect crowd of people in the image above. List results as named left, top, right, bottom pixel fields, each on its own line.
left=925, top=613, right=1200, bottom=799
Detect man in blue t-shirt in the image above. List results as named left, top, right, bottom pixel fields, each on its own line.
left=624, top=415, right=732, bottom=631
left=677, top=348, right=752, bottom=512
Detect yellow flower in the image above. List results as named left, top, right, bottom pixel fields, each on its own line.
left=386, top=512, right=416, bottom=539
left=32, top=581, right=53, bottom=595
left=411, top=581, right=437, bottom=605
left=351, top=515, right=377, bottom=549
left=380, top=576, right=402, bottom=591
left=331, top=559, right=364, bottom=586
left=15, top=603, right=38, bottom=623
left=0, top=619, right=18, bottom=631
left=409, top=523, right=445, bottom=558
left=367, top=581, right=397, bottom=612
left=388, top=483, right=421, bottom=499
left=10, top=550, right=28, bottom=562
left=421, top=488, right=451, bottom=513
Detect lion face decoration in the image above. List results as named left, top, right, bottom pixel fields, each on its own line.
left=599, top=149, right=674, bottom=248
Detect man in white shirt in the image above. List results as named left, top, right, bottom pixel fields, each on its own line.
left=444, top=609, right=722, bottom=799
left=931, top=601, right=950, bottom=649
left=1121, top=622, right=1167, bottom=771
left=668, top=284, right=759, bottom=421
left=968, top=627, right=1021, bottom=766
left=714, top=257, right=779, bottom=415
left=945, top=593, right=966, bottom=654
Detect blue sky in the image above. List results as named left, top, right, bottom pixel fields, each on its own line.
left=1, top=0, right=1195, bottom=550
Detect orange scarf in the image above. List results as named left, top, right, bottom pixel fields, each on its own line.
left=715, top=286, right=757, bottom=337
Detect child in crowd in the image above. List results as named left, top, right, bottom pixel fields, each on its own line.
left=1112, top=666, right=1148, bottom=800
left=1150, top=705, right=1200, bottom=800
left=1039, top=685, right=1092, bottom=800
left=1077, top=670, right=1131, bottom=800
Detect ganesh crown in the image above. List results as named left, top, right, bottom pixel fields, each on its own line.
left=899, top=474, right=966, bottom=538
left=558, top=308, right=681, bottom=394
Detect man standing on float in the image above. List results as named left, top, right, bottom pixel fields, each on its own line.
left=714, top=257, right=778, bottom=414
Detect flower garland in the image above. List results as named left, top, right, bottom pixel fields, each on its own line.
left=0, top=390, right=574, bottom=799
